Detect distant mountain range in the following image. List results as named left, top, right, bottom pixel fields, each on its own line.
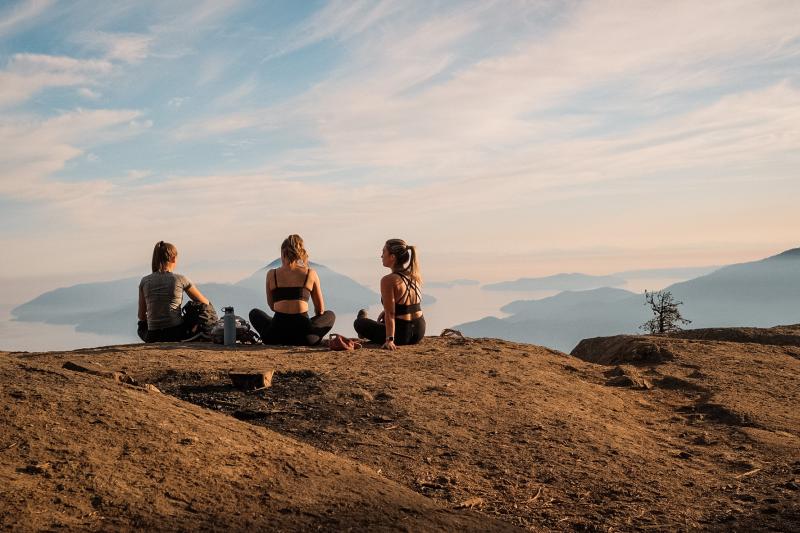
left=12, top=260, right=379, bottom=338
left=456, top=248, right=800, bottom=352
left=481, top=265, right=720, bottom=292
left=612, top=265, right=720, bottom=279
left=426, top=279, right=480, bottom=289
left=482, top=273, right=626, bottom=291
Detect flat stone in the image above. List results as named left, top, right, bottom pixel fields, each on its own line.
left=62, top=361, right=137, bottom=385
left=229, top=370, right=275, bottom=391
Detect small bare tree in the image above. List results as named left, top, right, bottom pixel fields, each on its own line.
left=640, top=290, right=691, bottom=334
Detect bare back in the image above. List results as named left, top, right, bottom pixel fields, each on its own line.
left=381, top=272, right=423, bottom=321
left=267, top=265, right=323, bottom=315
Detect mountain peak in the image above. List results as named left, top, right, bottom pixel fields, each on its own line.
left=769, top=247, right=800, bottom=260
left=260, top=259, right=324, bottom=270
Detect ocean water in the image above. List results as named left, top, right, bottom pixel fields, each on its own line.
left=0, top=306, right=136, bottom=352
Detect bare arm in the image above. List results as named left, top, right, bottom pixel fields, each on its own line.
left=186, top=285, right=209, bottom=304
left=309, top=269, right=325, bottom=315
left=380, top=275, right=397, bottom=350
left=266, top=269, right=275, bottom=311
left=138, top=286, right=147, bottom=321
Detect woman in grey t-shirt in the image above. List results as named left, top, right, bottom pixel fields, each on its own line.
left=137, top=241, right=210, bottom=342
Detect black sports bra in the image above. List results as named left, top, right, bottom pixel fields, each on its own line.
left=392, top=272, right=422, bottom=315
left=270, top=269, right=312, bottom=303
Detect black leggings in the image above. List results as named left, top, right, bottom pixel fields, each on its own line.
left=249, top=309, right=335, bottom=346
left=353, top=316, right=426, bottom=345
left=137, top=321, right=187, bottom=343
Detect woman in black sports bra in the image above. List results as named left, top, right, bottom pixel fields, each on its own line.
left=248, top=234, right=335, bottom=345
left=354, top=238, right=425, bottom=349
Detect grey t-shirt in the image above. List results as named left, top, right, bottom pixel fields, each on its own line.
left=139, top=272, right=193, bottom=330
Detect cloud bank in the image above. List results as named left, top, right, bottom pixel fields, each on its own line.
left=0, top=0, right=798, bottom=283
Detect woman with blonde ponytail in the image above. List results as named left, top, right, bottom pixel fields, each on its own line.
left=354, top=238, right=425, bottom=349
left=249, top=234, right=335, bottom=345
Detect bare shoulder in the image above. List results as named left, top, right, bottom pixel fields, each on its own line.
left=381, top=273, right=402, bottom=287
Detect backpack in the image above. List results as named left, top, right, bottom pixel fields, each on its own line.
left=182, top=301, right=219, bottom=336
left=209, top=315, right=261, bottom=345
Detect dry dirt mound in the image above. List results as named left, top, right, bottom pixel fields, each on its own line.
left=667, top=324, right=800, bottom=348
left=571, top=335, right=676, bottom=365
left=0, top=354, right=511, bottom=532
left=4, top=334, right=800, bottom=531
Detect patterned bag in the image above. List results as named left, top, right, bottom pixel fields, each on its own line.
left=209, top=315, right=261, bottom=345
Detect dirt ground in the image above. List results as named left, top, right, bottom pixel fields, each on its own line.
left=2, top=326, right=799, bottom=531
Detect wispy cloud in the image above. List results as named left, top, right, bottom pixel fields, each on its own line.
left=77, top=87, right=102, bottom=99
left=76, top=31, right=154, bottom=63
left=264, top=0, right=403, bottom=61
left=212, top=77, right=257, bottom=108
left=0, top=108, right=146, bottom=201
left=1, top=0, right=799, bottom=280
left=0, top=53, right=111, bottom=107
left=0, top=0, right=54, bottom=38
left=159, top=1, right=800, bottom=268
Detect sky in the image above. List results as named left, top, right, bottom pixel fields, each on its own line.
left=1, top=0, right=799, bottom=299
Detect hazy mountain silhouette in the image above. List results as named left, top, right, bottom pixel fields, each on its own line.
left=482, top=273, right=626, bottom=291
left=457, top=248, right=800, bottom=352
left=236, top=260, right=379, bottom=311
left=426, top=279, right=480, bottom=289
left=482, top=266, right=720, bottom=291
left=500, top=287, right=637, bottom=317
left=12, top=260, right=379, bottom=338
left=612, top=265, right=719, bottom=279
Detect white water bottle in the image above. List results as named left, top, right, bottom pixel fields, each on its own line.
left=223, top=306, right=236, bottom=347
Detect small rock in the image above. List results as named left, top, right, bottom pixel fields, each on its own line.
left=454, top=497, right=483, bottom=509
left=179, top=437, right=198, bottom=446
left=18, top=462, right=51, bottom=475
left=693, top=433, right=714, bottom=445
left=345, top=388, right=373, bottom=402
left=605, top=373, right=652, bottom=390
